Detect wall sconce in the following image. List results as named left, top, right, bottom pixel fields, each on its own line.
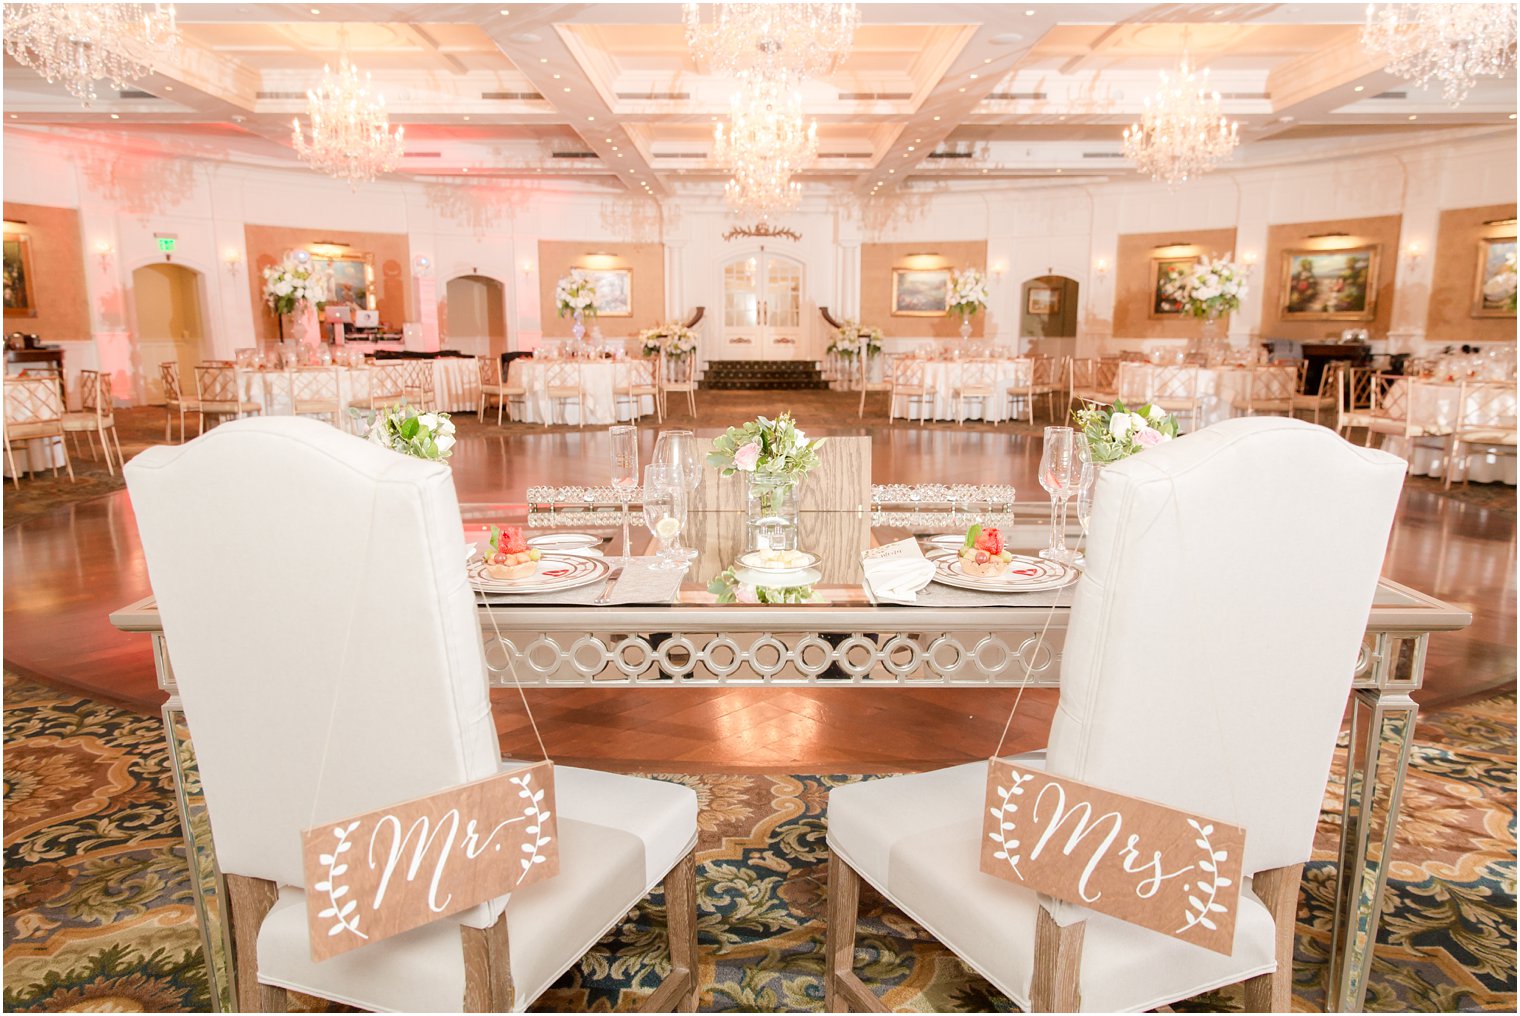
left=95, top=240, right=114, bottom=270
left=413, top=254, right=433, bottom=278
left=1241, top=251, right=1259, bottom=274
left=990, top=259, right=1008, bottom=280
left=1404, top=241, right=1425, bottom=270
left=1094, top=257, right=1110, bottom=277
left=224, top=249, right=242, bottom=275
left=520, top=259, right=536, bottom=276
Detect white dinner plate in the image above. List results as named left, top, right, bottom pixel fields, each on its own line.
left=927, top=550, right=1078, bottom=593
left=922, top=534, right=972, bottom=552
left=528, top=532, right=604, bottom=553
left=736, top=550, right=821, bottom=573
left=467, top=552, right=609, bottom=594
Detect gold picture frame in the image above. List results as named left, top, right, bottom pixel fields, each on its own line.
left=1026, top=285, right=1061, bottom=316
left=1279, top=246, right=1379, bottom=321
left=579, top=267, right=632, bottom=317
left=312, top=251, right=377, bottom=309
left=891, top=268, right=951, bottom=316
left=4, top=231, right=37, bottom=318
left=1148, top=256, right=1199, bottom=318
left=1472, top=236, right=1517, bottom=318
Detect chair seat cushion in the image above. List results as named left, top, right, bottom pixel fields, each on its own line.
left=61, top=412, right=112, bottom=429
left=827, top=762, right=1277, bottom=1013
left=256, top=765, right=697, bottom=1013
left=1455, top=428, right=1518, bottom=445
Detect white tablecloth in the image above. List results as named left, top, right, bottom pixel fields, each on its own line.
left=2, top=436, right=66, bottom=477
left=508, top=359, right=655, bottom=425
left=1115, top=363, right=1257, bottom=428
left=891, top=359, right=1033, bottom=422
left=1380, top=379, right=1517, bottom=485
left=237, top=359, right=481, bottom=417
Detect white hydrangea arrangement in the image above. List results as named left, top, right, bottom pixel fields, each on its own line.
left=827, top=319, right=883, bottom=358
left=353, top=403, right=457, bottom=463
left=554, top=271, right=598, bottom=319
left=1162, top=254, right=1249, bottom=319
left=261, top=257, right=332, bottom=317
left=638, top=323, right=698, bottom=359
left=1483, top=251, right=1517, bottom=311
left=948, top=267, right=990, bottom=317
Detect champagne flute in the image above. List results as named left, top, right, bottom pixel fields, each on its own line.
left=652, top=429, right=701, bottom=560
left=642, top=464, right=688, bottom=571
left=1074, top=435, right=1096, bottom=566
left=609, top=425, right=638, bottom=564
left=1039, top=426, right=1080, bottom=564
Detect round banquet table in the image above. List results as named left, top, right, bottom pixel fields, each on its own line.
left=236, top=359, right=482, bottom=417
left=1379, top=378, right=1517, bottom=485
left=507, top=359, right=656, bottom=425
left=1114, top=363, right=1257, bottom=428
left=890, top=358, right=1033, bottom=422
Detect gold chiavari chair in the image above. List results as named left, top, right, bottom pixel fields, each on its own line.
left=160, top=362, right=201, bottom=442
left=1291, top=361, right=1340, bottom=427
left=1149, top=364, right=1204, bottom=430
left=478, top=356, right=526, bottom=426
left=615, top=357, right=662, bottom=423
left=1243, top=363, right=1297, bottom=416
left=395, top=359, right=437, bottom=411
left=1363, top=374, right=1450, bottom=452
left=289, top=366, right=343, bottom=426
left=348, top=362, right=407, bottom=423
left=1005, top=355, right=1063, bottom=426
left=887, top=356, right=935, bottom=425
left=62, top=369, right=125, bottom=473
left=952, top=357, right=998, bottom=425
left=1114, top=360, right=1153, bottom=407
left=1335, top=365, right=1381, bottom=439
left=659, top=352, right=698, bottom=419
left=544, top=359, right=586, bottom=426
left=1070, top=357, right=1119, bottom=408
left=195, top=364, right=262, bottom=432
left=2, top=376, right=74, bottom=486
left=857, top=351, right=894, bottom=419
left=1445, top=380, right=1518, bottom=488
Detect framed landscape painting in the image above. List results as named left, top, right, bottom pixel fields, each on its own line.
left=1279, top=246, right=1379, bottom=320
left=1149, top=256, right=1198, bottom=318
left=1472, top=236, right=1517, bottom=317
left=892, top=268, right=950, bottom=316
left=313, top=252, right=376, bottom=309
left=3, top=232, right=36, bottom=317
left=581, top=268, right=632, bottom=317
left=1026, top=285, right=1061, bottom=316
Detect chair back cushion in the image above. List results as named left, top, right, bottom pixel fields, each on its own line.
left=125, top=417, right=501, bottom=892
left=1047, top=417, right=1404, bottom=876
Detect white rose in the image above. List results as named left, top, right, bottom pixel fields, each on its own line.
left=1146, top=404, right=1166, bottom=422
left=1109, top=413, right=1132, bottom=438
left=418, top=413, right=440, bottom=431
left=435, top=431, right=456, bottom=453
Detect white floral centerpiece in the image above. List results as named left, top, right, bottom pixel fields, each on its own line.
left=1483, top=250, right=1517, bottom=311
left=554, top=271, right=599, bottom=320
left=948, top=267, right=990, bottom=317
left=352, top=403, right=457, bottom=463
left=1161, top=254, right=1249, bottom=320
left=638, top=326, right=665, bottom=358
left=639, top=322, right=697, bottom=359
left=708, top=566, right=823, bottom=605
left=261, top=256, right=332, bottom=326
left=827, top=319, right=883, bottom=359
left=1073, top=400, right=1180, bottom=464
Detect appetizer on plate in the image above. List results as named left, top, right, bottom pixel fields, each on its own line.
left=483, top=525, right=541, bottom=581
left=958, top=523, right=1014, bottom=577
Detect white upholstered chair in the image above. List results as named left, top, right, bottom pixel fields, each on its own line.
left=124, top=417, right=700, bottom=1013
left=825, top=417, right=1405, bottom=1012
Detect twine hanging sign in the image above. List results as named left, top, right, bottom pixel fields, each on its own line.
left=980, top=758, right=1246, bottom=955
left=300, top=760, right=559, bottom=961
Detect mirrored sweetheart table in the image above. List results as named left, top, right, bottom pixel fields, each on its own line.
left=110, top=499, right=1470, bottom=1013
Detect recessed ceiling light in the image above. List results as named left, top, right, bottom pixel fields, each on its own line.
left=1024, top=8, right=1035, bottom=15
left=888, top=168, right=895, bottom=173
left=1353, top=85, right=1365, bottom=92
left=586, top=115, right=595, bottom=121
left=1511, top=113, right=1517, bottom=119
left=310, top=7, right=320, bottom=14
left=915, top=138, right=921, bottom=142
left=563, top=87, right=571, bottom=92
left=984, top=58, right=992, bottom=64
left=539, top=58, right=548, bottom=63
left=552, top=74, right=561, bottom=79
left=932, top=115, right=940, bottom=121
left=958, top=87, right=966, bottom=92
left=611, top=145, right=618, bottom=150
left=616, top=153, right=623, bottom=157
left=1408, top=114, right=1418, bottom=120
left=500, top=7, right=510, bottom=14
left=1056, top=168, right=1063, bottom=173
left=8, top=114, right=17, bottom=119
left=982, top=168, right=989, bottom=173
left=906, top=146, right=914, bottom=151
left=163, top=85, right=173, bottom=91
left=110, top=113, right=120, bottom=119
left=463, top=115, right=471, bottom=120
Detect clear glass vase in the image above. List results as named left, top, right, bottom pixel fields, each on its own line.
left=745, top=474, right=802, bottom=553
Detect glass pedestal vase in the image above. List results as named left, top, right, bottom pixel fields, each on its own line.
left=1197, top=312, right=1226, bottom=365
left=745, top=474, right=802, bottom=553
left=571, top=310, right=587, bottom=345
left=959, top=313, right=973, bottom=344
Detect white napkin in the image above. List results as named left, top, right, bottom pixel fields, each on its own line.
left=861, top=538, right=937, bottom=604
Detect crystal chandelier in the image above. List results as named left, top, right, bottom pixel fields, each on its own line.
left=291, top=51, right=405, bottom=187
left=684, top=2, right=859, bottom=86
left=1, top=3, right=179, bottom=105
left=1121, top=51, right=1239, bottom=186
left=1362, top=3, right=1518, bottom=104
left=713, top=79, right=818, bottom=220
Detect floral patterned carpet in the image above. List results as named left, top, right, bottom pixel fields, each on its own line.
left=4, top=673, right=1514, bottom=1012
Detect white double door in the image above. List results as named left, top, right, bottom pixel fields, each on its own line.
left=719, top=252, right=804, bottom=360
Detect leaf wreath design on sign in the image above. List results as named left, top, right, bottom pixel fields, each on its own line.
left=979, top=758, right=1246, bottom=955
left=300, top=760, right=560, bottom=961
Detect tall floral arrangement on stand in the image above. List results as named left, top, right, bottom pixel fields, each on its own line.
left=948, top=267, right=990, bottom=341
left=1161, top=254, right=1249, bottom=319
left=261, top=256, right=332, bottom=340
left=826, top=319, right=882, bottom=359
left=554, top=270, right=598, bottom=344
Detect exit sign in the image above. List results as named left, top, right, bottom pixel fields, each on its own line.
left=156, top=237, right=177, bottom=253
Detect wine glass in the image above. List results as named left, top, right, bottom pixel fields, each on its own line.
left=642, top=464, right=688, bottom=571
left=652, top=429, right=701, bottom=560
left=1039, top=426, right=1080, bottom=564
left=609, top=425, right=638, bottom=565
left=1074, top=436, right=1097, bottom=566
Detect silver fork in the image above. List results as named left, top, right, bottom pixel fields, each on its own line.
left=593, top=566, right=625, bottom=605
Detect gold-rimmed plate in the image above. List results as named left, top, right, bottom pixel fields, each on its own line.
left=467, top=552, right=610, bottom=594
left=927, top=550, right=1078, bottom=593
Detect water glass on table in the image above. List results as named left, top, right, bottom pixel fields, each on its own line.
left=1039, top=425, right=1081, bottom=565
left=652, top=428, right=702, bottom=561
left=642, top=463, right=689, bottom=571
left=609, top=424, right=638, bottom=565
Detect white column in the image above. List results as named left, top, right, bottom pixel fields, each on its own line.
left=1387, top=151, right=1443, bottom=354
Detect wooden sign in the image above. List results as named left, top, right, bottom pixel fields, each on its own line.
left=980, top=758, right=1245, bottom=955
left=300, top=761, right=559, bottom=961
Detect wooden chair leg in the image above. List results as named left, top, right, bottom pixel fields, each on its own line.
left=1242, top=863, right=1303, bottom=1013
left=824, top=853, right=885, bottom=1012
left=642, top=848, right=700, bottom=1012
left=5, top=437, right=20, bottom=489
left=460, top=911, right=514, bottom=1012
left=225, top=874, right=289, bottom=1013
left=1030, top=907, right=1085, bottom=1012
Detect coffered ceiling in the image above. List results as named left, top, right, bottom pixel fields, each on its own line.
left=4, top=2, right=1515, bottom=198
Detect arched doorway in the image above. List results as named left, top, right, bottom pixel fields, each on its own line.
left=442, top=275, right=507, bottom=359
left=132, top=263, right=207, bottom=403
left=1019, top=274, right=1079, bottom=356
left=719, top=251, right=804, bottom=360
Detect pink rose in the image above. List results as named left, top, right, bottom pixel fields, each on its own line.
left=1135, top=426, right=1166, bottom=448
left=736, top=584, right=760, bottom=604
left=733, top=441, right=762, bottom=472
